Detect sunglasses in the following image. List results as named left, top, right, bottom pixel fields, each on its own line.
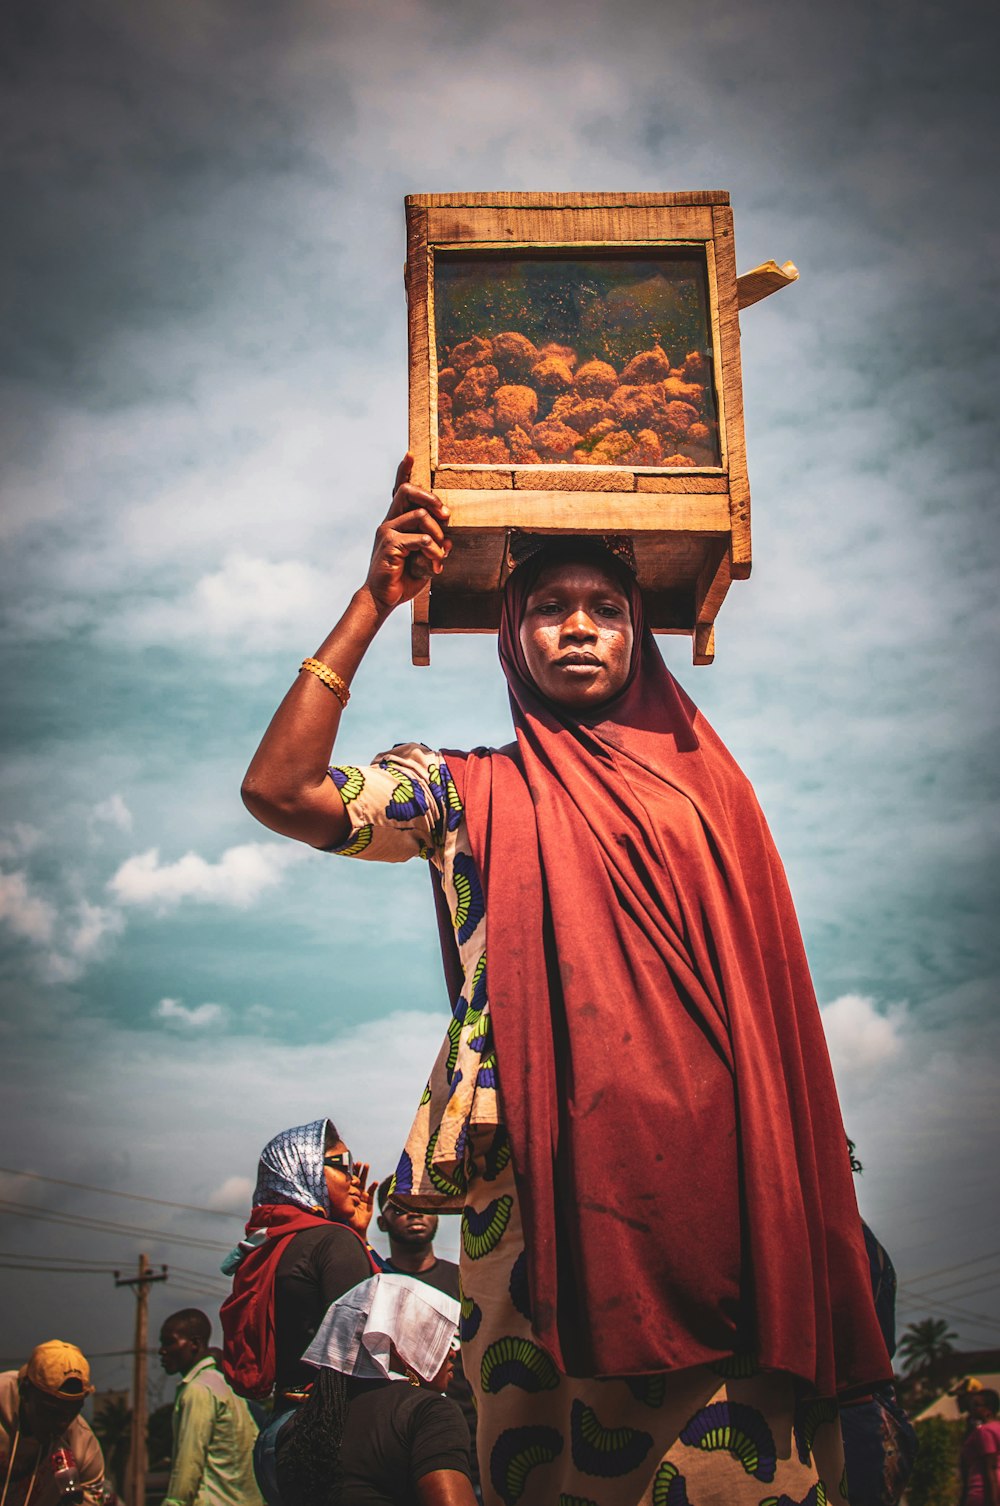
left=322, top=1151, right=357, bottom=1178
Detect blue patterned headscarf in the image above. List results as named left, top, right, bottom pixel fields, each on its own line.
left=252, top=1118, right=336, bottom=1216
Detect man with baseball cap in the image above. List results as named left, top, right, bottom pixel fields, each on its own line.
left=0, top=1342, right=105, bottom=1506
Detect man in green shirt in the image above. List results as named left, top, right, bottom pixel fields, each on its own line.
left=159, top=1310, right=263, bottom=1506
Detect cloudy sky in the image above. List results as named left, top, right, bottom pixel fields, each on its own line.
left=1, top=0, right=998, bottom=1403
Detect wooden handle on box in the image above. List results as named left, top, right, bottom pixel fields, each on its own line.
left=736, top=260, right=799, bottom=311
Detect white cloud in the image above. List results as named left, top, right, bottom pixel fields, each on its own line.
left=820, top=992, right=906, bottom=1075
left=108, top=841, right=308, bottom=912
left=0, top=825, right=43, bottom=862
left=115, top=553, right=337, bottom=652
left=0, top=870, right=57, bottom=946
left=91, top=794, right=134, bottom=833
left=41, top=901, right=126, bottom=985
left=208, top=1174, right=254, bottom=1212
left=69, top=900, right=125, bottom=960
left=154, top=997, right=227, bottom=1029
left=0, top=862, right=126, bottom=982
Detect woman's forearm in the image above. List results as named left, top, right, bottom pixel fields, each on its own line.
left=241, top=585, right=388, bottom=848
left=242, top=457, right=450, bottom=850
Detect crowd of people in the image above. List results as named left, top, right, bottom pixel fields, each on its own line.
left=0, top=1175, right=481, bottom=1506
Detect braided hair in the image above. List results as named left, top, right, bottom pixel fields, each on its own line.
left=278, top=1369, right=350, bottom=1506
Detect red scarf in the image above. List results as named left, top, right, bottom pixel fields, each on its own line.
left=220, top=1204, right=376, bottom=1399
left=443, top=557, right=891, bottom=1397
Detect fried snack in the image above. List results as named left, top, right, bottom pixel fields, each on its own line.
left=655, top=399, right=700, bottom=436
left=549, top=394, right=610, bottom=434
left=587, top=429, right=639, bottom=465
left=681, top=444, right=718, bottom=467
left=537, top=341, right=578, bottom=371
left=683, top=350, right=709, bottom=383
left=661, top=376, right=704, bottom=407
left=491, top=331, right=539, bottom=381
left=455, top=407, right=496, bottom=439
left=452, top=363, right=500, bottom=413
left=493, top=384, right=539, bottom=433
left=438, top=434, right=510, bottom=464
left=437, top=323, right=718, bottom=469
left=634, top=428, right=663, bottom=465
left=582, top=418, right=618, bottom=445
left=507, top=424, right=542, bottom=464
left=530, top=417, right=579, bottom=459
left=450, top=336, right=494, bottom=372
left=530, top=355, right=575, bottom=394
left=573, top=359, right=618, bottom=399
left=620, top=345, right=672, bottom=385
left=608, top=383, right=660, bottom=429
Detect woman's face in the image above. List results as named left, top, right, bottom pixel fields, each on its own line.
left=323, top=1138, right=362, bottom=1224
left=519, top=560, right=634, bottom=710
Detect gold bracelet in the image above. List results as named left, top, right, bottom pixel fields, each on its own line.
left=299, top=658, right=350, bottom=708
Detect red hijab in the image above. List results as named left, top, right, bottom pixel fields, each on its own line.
left=444, top=542, right=890, bottom=1396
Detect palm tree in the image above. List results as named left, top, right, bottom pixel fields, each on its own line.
left=897, top=1317, right=958, bottom=1391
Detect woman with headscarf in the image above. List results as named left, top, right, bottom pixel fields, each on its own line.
left=240, top=458, right=892, bottom=1505
left=264, top=1272, right=476, bottom=1506
left=221, top=1118, right=379, bottom=1409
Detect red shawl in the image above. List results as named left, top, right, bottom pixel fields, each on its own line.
left=443, top=557, right=891, bottom=1397
left=220, top=1204, right=377, bottom=1399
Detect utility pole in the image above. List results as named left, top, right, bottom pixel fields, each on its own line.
left=115, top=1254, right=167, bottom=1506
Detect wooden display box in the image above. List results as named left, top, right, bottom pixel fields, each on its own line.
left=406, top=191, right=788, bottom=665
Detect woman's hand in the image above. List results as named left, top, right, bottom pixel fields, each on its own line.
left=348, top=1162, right=377, bottom=1237
left=364, top=454, right=452, bottom=615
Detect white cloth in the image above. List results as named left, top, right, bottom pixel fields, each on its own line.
left=302, top=1274, right=460, bottom=1384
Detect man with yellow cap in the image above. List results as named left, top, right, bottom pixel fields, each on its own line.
left=0, top=1342, right=105, bottom=1506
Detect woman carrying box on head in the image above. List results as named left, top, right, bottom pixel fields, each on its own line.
left=240, top=456, right=892, bottom=1506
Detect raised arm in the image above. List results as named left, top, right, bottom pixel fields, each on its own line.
left=241, top=456, right=451, bottom=849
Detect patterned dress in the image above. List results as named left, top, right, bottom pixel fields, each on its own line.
left=328, top=743, right=850, bottom=1506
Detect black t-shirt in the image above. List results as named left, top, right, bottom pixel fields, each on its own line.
left=278, top=1380, right=471, bottom=1506
left=340, top=1383, right=471, bottom=1505
left=274, top=1224, right=373, bottom=1394
left=381, top=1258, right=477, bottom=1487
left=382, top=1258, right=460, bottom=1302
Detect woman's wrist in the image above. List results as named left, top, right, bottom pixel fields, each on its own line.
left=352, top=581, right=395, bottom=629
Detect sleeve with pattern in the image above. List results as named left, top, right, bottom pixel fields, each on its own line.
left=325, top=743, right=461, bottom=864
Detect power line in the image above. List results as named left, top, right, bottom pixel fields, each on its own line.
left=0, top=1166, right=242, bottom=1219
left=921, top=1280, right=1000, bottom=1306
left=169, top=1264, right=230, bottom=1283
left=0, top=1249, right=127, bottom=1267
left=903, top=1248, right=1000, bottom=1288
left=896, top=1288, right=1000, bottom=1336
left=0, top=1262, right=120, bottom=1274
left=0, top=1198, right=230, bottom=1252
left=902, top=1268, right=1000, bottom=1304
left=896, top=1285, right=999, bottom=1320
left=0, top=1250, right=228, bottom=1293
